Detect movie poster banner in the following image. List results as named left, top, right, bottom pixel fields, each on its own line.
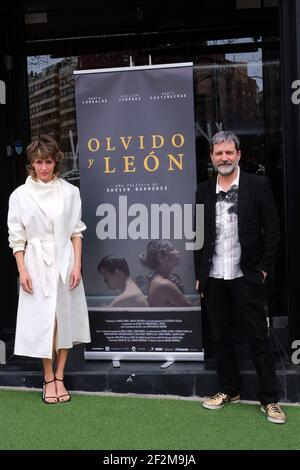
left=74, top=63, right=203, bottom=361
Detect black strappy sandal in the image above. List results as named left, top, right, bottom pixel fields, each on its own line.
left=42, top=378, right=58, bottom=404
left=55, top=376, right=71, bottom=403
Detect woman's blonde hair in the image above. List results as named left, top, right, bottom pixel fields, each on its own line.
left=26, top=135, right=63, bottom=179
left=139, top=240, right=174, bottom=270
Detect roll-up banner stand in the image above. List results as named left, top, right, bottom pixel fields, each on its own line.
left=74, top=63, right=204, bottom=363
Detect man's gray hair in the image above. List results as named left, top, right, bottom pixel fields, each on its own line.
left=210, top=131, right=240, bottom=152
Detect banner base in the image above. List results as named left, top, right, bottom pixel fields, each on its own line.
left=84, top=351, right=204, bottom=361
left=160, top=361, right=174, bottom=369
left=0, top=340, right=6, bottom=365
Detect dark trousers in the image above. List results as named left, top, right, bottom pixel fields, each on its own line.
left=204, top=277, right=278, bottom=405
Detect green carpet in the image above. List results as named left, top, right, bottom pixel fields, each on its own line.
left=0, top=389, right=299, bottom=450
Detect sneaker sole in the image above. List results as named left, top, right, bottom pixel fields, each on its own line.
left=260, top=406, right=286, bottom=424
left=202, top=398, right=240, bottom=410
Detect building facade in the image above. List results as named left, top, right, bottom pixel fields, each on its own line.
left=1, top=0, right=300, bottom=354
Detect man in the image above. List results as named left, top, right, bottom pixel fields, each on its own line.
left=196, top=130, right=285, bottom=424
left=98, top=255, right=148, bottom=307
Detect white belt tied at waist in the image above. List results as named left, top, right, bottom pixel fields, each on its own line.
left=27, top=238, right=55, bottom=297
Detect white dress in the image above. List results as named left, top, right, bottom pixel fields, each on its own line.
left=7, top=176, right=91, bottom=359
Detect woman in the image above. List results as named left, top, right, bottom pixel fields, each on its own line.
left=139, top=240, right=192, bottom=307
left=7, top=135, right=91, bottom=404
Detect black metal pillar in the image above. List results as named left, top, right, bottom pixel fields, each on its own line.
left=280, top=0, right=300, bottom=346
left=0, top=5, right=29, bottom=334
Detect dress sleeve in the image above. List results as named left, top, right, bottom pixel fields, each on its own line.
left=7, top=192, right=27, bottom=254
left=71, top=188, right=87, bottom=238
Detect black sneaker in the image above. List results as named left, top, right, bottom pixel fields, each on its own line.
left=260, top=403, right=286, bottom=424
left=202, top=392, right=240, bottom=410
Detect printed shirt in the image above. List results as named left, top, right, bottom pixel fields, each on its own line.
left=209, top=166, right=243, bottom=280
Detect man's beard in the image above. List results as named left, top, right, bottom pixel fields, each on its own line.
left=214, top=162, right=238, bottom=176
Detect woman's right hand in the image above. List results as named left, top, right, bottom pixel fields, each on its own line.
left=19, top=271, right=33, bottom=294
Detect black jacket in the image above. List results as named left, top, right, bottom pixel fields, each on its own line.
left=194, top=170, right=280, bottom=293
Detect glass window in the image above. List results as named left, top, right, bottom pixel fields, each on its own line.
left=26, top=35, right=285, bottom=319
